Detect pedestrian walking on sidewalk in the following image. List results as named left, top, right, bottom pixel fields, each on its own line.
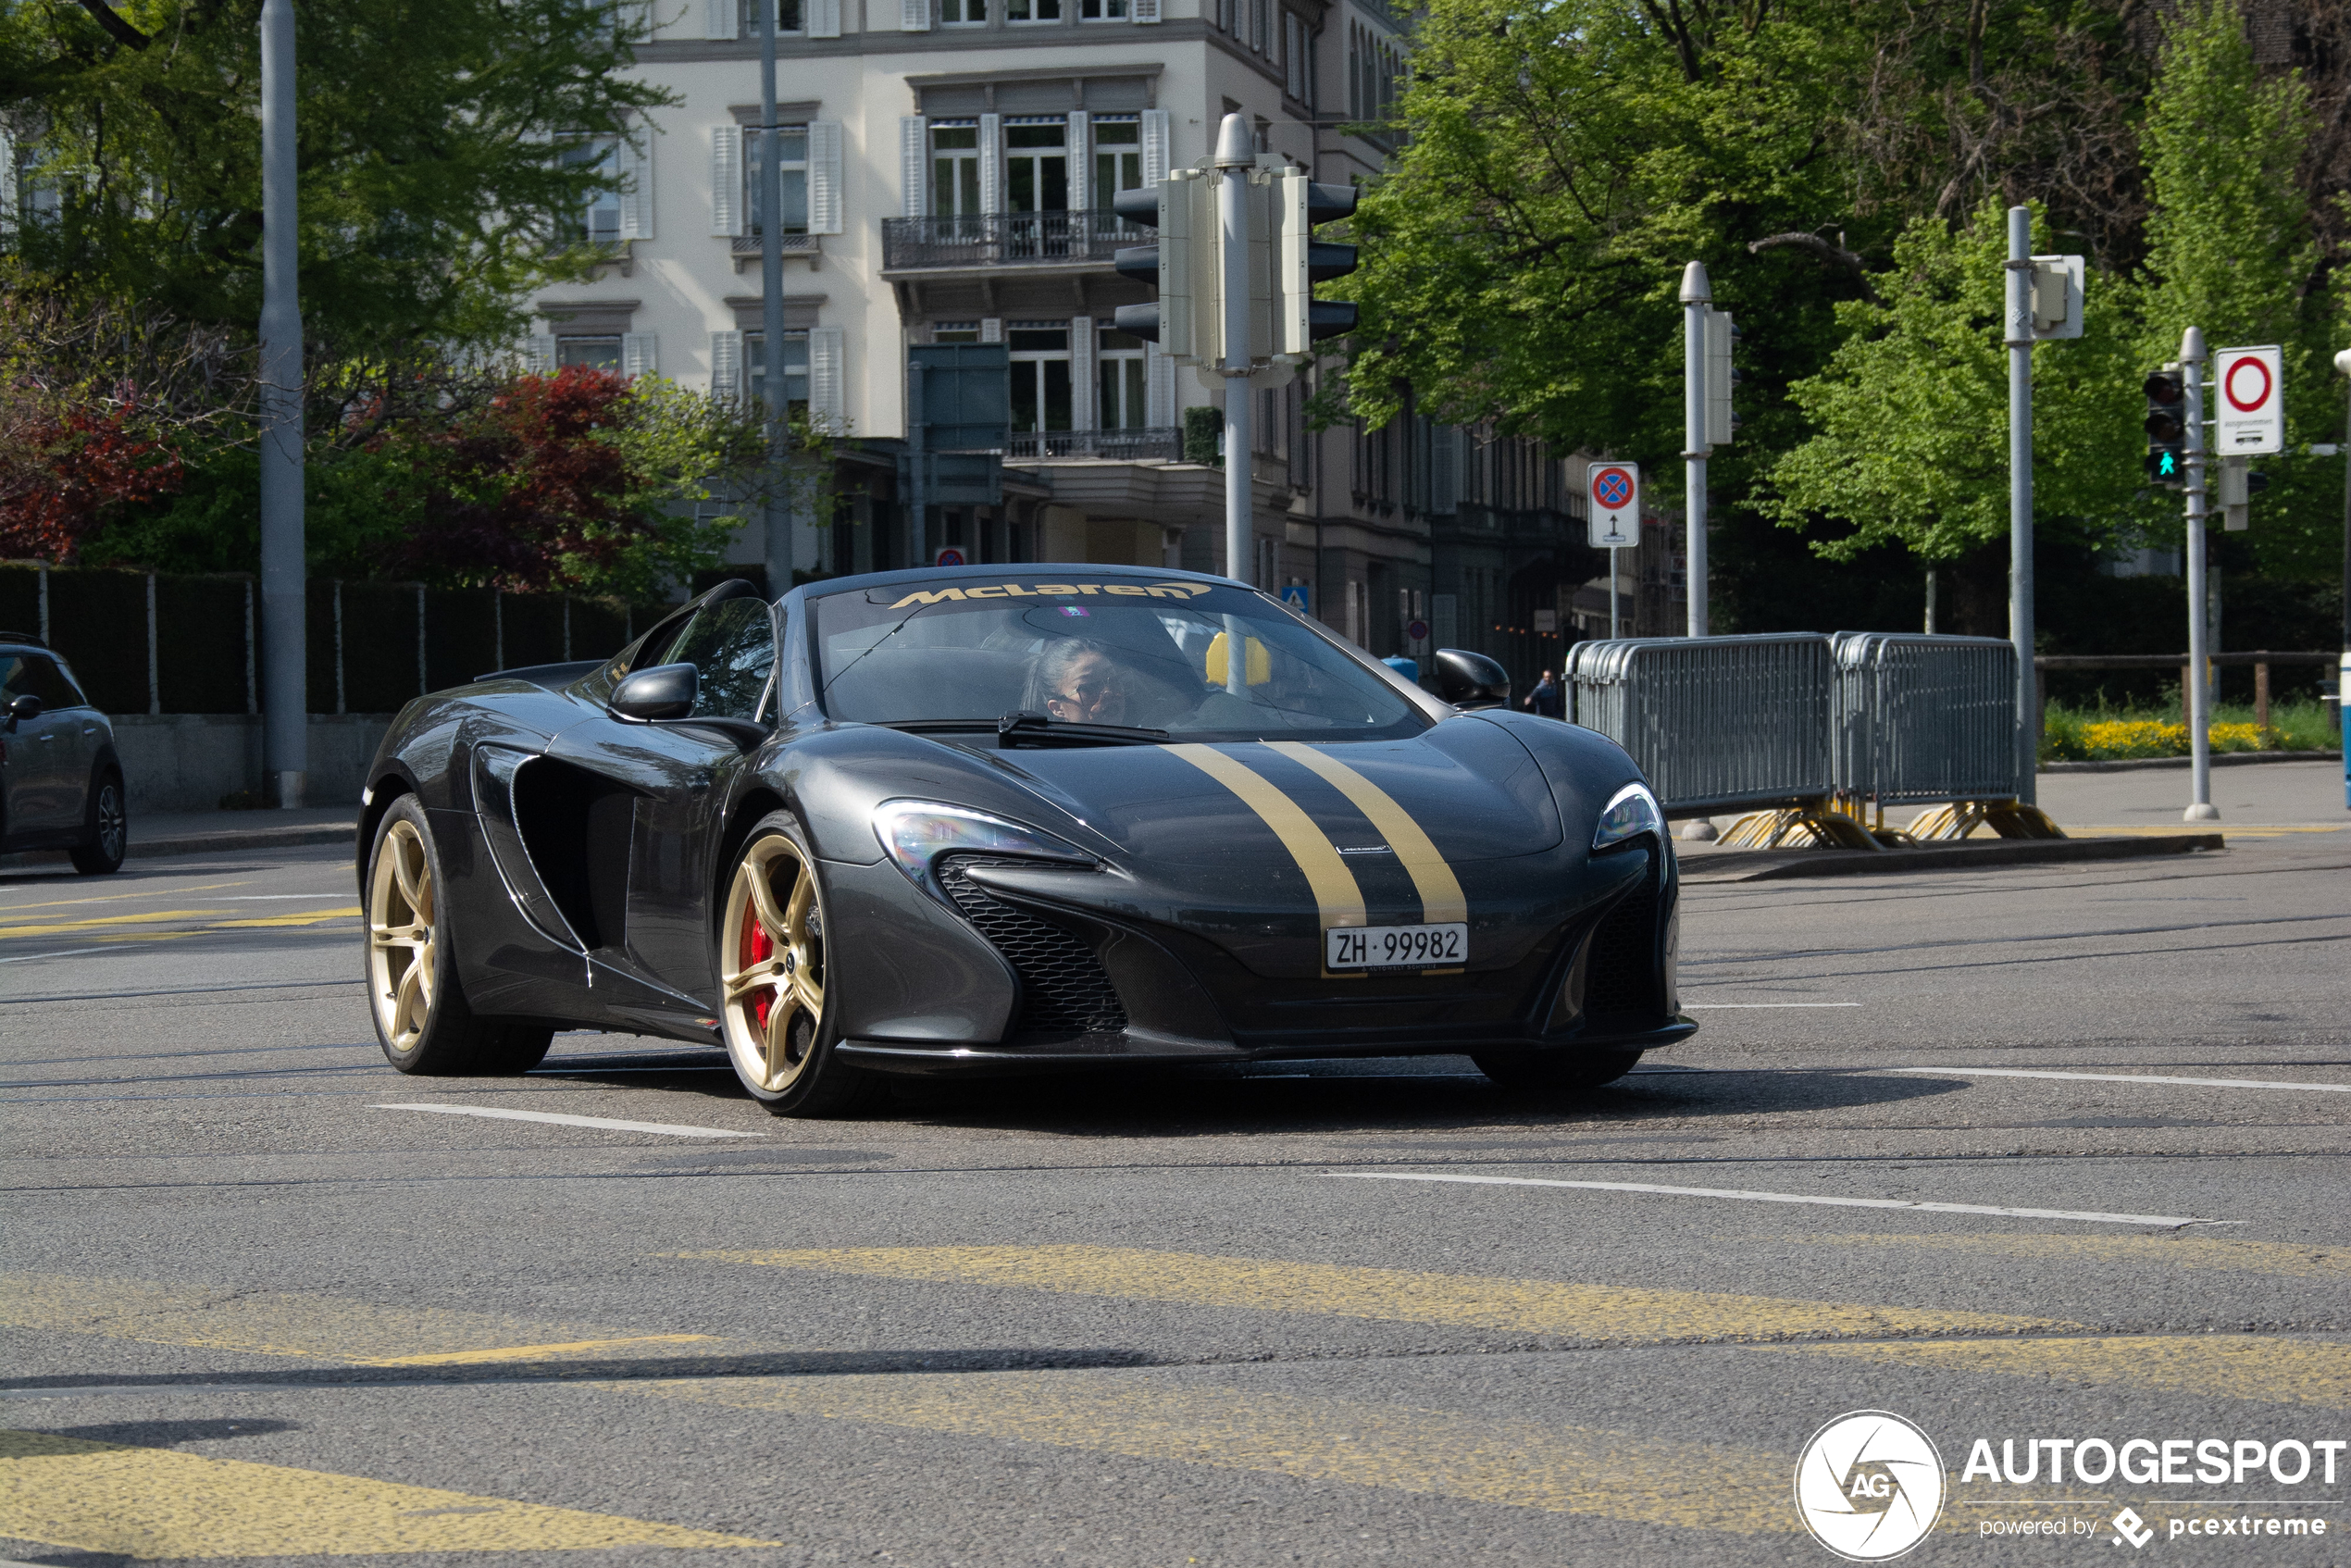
left=1525, top=668, right=1564, bottom=719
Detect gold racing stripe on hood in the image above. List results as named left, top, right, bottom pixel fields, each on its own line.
left=1263, top=741, right=1468, bottom=925
left=1164, top=744, right=1367, bottom=929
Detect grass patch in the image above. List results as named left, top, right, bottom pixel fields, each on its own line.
left=2041, top=696, right=2340, bottom=762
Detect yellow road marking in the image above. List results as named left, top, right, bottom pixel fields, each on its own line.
left=1165, top=744, right=1366, bottom=927
left=371, top=1335, right=716, bottom=1366
left=0, top=1273, right=723, bottom=1367
left=622, top=1371, right=1797, bottom=1535
left=1785, top=1230, right=2351, bottom=1280
left=1753, top=1335, right=2351, bottom=1410
left=676, top=1246, right=2068, bottom=1343
left=0, top=1430, right=774, bottom=1557
left=0, top=878, right=255, bottom=915
left=214, top=905, right=360, bottom=928
left=1264, top=741, right=1468, bottom=924
left=0, top=908, right=232, bottom=938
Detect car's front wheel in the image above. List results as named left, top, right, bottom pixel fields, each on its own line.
left=717, top=812, right=882, bottom=1117
left=68, top=771, right=126, bottom=875
left=365, top=795, right=552, bottom=1075
left=1473, top=1049, right=1644, bottom=1092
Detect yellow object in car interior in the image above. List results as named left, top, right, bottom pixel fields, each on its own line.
left=1205, top=631, right=1271, bottom=687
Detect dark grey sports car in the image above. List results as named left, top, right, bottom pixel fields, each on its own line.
left=357, top=565, right=1691, bottom=1115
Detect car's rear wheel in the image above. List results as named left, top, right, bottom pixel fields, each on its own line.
left=1473, top=1049, right=1644, bottom=1091
left=717, top=812, right=882, bottom=1117
left=366, top=795, right=552, bottom=1075
left=68, top=771, right=126, bottom=875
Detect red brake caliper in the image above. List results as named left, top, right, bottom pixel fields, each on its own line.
left=742, top=900, right=775, bottom=1031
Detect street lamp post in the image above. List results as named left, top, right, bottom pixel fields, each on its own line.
left=258, top=0, right=305, bottom=809
left=758, top=0, right=791, bottom=594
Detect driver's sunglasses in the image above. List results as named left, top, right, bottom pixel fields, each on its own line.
left=1051, top=680, right=1113, bottom=705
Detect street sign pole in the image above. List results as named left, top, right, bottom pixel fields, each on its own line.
left=257, top=0, right=305, bottom=809
left=2183, top=326, right=2217, bottom=821
left=1608, top=548, right=1621, bottom=640
left=1678, top=263, right=1710, bottom=638
left=2003, top=206, right=2036, bottom=808
left=1216, top=114, right=1252, bottom=596
left=759, top=0, right=792, bottom=594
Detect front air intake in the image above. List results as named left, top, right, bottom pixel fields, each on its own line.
left=1581, top=874, right=1662, bottom=1024
left=937, top=857, right=1128, bottom=1039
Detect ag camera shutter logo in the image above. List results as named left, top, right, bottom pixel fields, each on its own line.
left=1794, top=1411, right=1947, bottom=1561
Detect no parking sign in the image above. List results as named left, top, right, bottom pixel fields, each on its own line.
left=1587, top=462, right=1638, bottom=549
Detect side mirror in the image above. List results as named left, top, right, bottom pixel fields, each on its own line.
left=612, top=663, right=698, bottom=722
left=6, top=693, right=41, bottom=731
left=1432, top=648, right=1511, bottom=711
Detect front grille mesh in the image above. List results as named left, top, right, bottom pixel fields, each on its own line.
left=1582, top=873, right=1661, bottom=1021
left=937, top=856, right=1128, bottom=1039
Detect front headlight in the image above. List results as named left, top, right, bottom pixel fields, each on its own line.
left=872, top=800, right=1091, bottom=898
left=1592, top=782, right=1664, bottom=852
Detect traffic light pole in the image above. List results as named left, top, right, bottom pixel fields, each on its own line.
left=1679, top=264, right=1710, bottom=638
left=2003, top=206, right=2036, bottom=808
left=258, top=0, right=305, bottom=809
left=1216, top=114, right=1253, bottom=596
left=2182, top=326, right=2217, bottom=821
left=759, top=0, right=793, bottom=591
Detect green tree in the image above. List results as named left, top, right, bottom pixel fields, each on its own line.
left=0, top=0, right=670, bottom=349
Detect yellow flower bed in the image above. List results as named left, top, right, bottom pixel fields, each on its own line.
left=2076, top=719, right=2280, bottom=760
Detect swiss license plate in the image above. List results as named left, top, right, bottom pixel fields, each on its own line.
left=1325, top=923, right=1468, bottom=971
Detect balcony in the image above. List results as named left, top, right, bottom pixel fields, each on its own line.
left=1005, top=428, right=1182, bottom=463
left=881, top=211, right=1146, bottom=272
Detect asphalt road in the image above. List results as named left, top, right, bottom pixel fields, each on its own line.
left=5, top=828, right=2349, bottom=1567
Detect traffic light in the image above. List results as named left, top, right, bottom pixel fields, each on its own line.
left=2143, top=369, right=2185, bottom=487
left=1276, top=173, right=1359, bottom=354
left=1112, top=174, right=1214, bottom=360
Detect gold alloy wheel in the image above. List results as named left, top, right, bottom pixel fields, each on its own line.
left=367, top=818, right=438, bottom=1052
left=719, top=834, right=827, bottom=1094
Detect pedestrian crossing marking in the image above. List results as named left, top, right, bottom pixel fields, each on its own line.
left=1751, top=1335, right=2351, bottom=1409
left=618, top=1371, right=1799, bottom=1535
left=0, top=1429, right=775, bottom=1557
left=0, top=1274, right=721, bottom=1368
left=675, top=1246, right=2071, bottom=1343
left=1785, top=1231, right=2351, bottom=1280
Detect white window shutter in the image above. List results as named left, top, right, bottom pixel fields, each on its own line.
left=622, top=333, right=659, bottom=378
left=900, top=0, right=930, bottom=30
left=808, top=328, right=846, bottom=427
left=710, top=330, right=742, bottom=398
left=977, top=113, right=1001, bottom=215
left=807, top=121, right=844, bottom=235
left=1070, top=316, right=1096, bottom=430
left=1065, top=111, right=1090, bottom=213
left=980, top=317, right=1002, bottom=343
left=1139, top=109, right=1170, bottom=184
left=704, top=0, right=736, bottom=38
left=526, top=334, right=558, bottom=374
left=1146, top=341, right=1174, bottom=427
left=617, top=128, right=654, bottom=240
left=709, top=125, right=742, bottom=236
left=809, top=0, right=841, bottom=35
left=1132, top=0, right=1160, bottom=21
left=900, top=117, right=927, bottom=218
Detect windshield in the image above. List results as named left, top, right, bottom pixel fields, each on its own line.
left=812, top=576, right=1428, bottom=740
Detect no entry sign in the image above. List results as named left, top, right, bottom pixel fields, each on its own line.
left=1587, top=462, right=1639, bottom=549
left=2214, top=345, right=2283, bottom=455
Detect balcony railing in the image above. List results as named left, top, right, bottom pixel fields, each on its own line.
left=1005, top=428, right=1182, bottom=462
left=882, top=211, right=1147, bottom=271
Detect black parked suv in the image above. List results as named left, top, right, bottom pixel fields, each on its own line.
left=1, top=633, right=126, bottom=874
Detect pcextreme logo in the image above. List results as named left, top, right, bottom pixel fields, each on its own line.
left=1795, top=1411, right=1947, bottom=1562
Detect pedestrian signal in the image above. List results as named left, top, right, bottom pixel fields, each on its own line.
left=2144, top=369, right=2186, bottom=488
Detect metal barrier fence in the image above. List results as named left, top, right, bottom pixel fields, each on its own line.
left=1833, top=632, right=2020, bottom=805
left=1567, top=634, right=1836, bottom=816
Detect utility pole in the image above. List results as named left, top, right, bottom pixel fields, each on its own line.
left=2002, top=206, right=2036, bottom=808
left=1216, top=114, right=1253, bottom=589
left=2335, top=348, right=2350, bottom=797
left=258, top=0, right=305, bottom=809
left=1678, top=262, right=1710, bottom=637
left=2182, top=326, right=2217, bottom=821
left=758, top=0, right=792, bottom=593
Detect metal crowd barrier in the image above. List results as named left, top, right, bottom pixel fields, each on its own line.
left=1566, top=634, right=1835, bottom=817
left=1832, top=632, right=2021, bottom=805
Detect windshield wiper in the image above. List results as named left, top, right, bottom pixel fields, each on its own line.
left=996, top=711, right=1169, bottom=748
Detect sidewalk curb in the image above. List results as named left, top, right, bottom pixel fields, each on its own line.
left=1681, top=832, right=2225, bottom=883
left=2042, top=751, right=2341, bottom=774
left=132, top=823, right=358, bottom=860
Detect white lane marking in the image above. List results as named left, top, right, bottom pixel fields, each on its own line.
left=1334, top=1172, right=2230, bottom=1228
left=1683, top=1002, right=1863, bottom=1010
left=1887, top=1065, right=2351, bottom=1094
left=0, top=945, right=122, bottom=964
left=375, top=1103, right=765, bottom=1139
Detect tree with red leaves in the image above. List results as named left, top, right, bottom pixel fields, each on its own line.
left=0, top=397, right=188, bottom=561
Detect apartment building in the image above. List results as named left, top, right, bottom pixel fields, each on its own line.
left=533, top=0, right=1639, bottom=675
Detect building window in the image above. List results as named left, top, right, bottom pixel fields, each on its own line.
left=747, top=330, right=810, bottom=411
left=1079, top=0, right=1128, bottom=17
left=1006, top=0, right=1061, bottom=19
left=560, top=137, right=623, bottom=245
left=933, top=321, right=981, bottom=342
left=940, top=0, right=985, bottom=21
left=745, top=126, right=808, bottom=235
left=1251, top=0, right=1268, bottom=55
left=1008, top=323, right=1072, bottom=434
left=739, top=0, right=804, bottom=32
left=931, top=122, right=982, bottom=218
left=1092, top=115, right=1142, bottom=205
left=1285, top=14, right=1305, bottom=99
left=1004, top=118, right=1067, bottom=215
left=1096, top=328, right=1147, bottom=429
left=558, top=335, right=623, bottom=370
